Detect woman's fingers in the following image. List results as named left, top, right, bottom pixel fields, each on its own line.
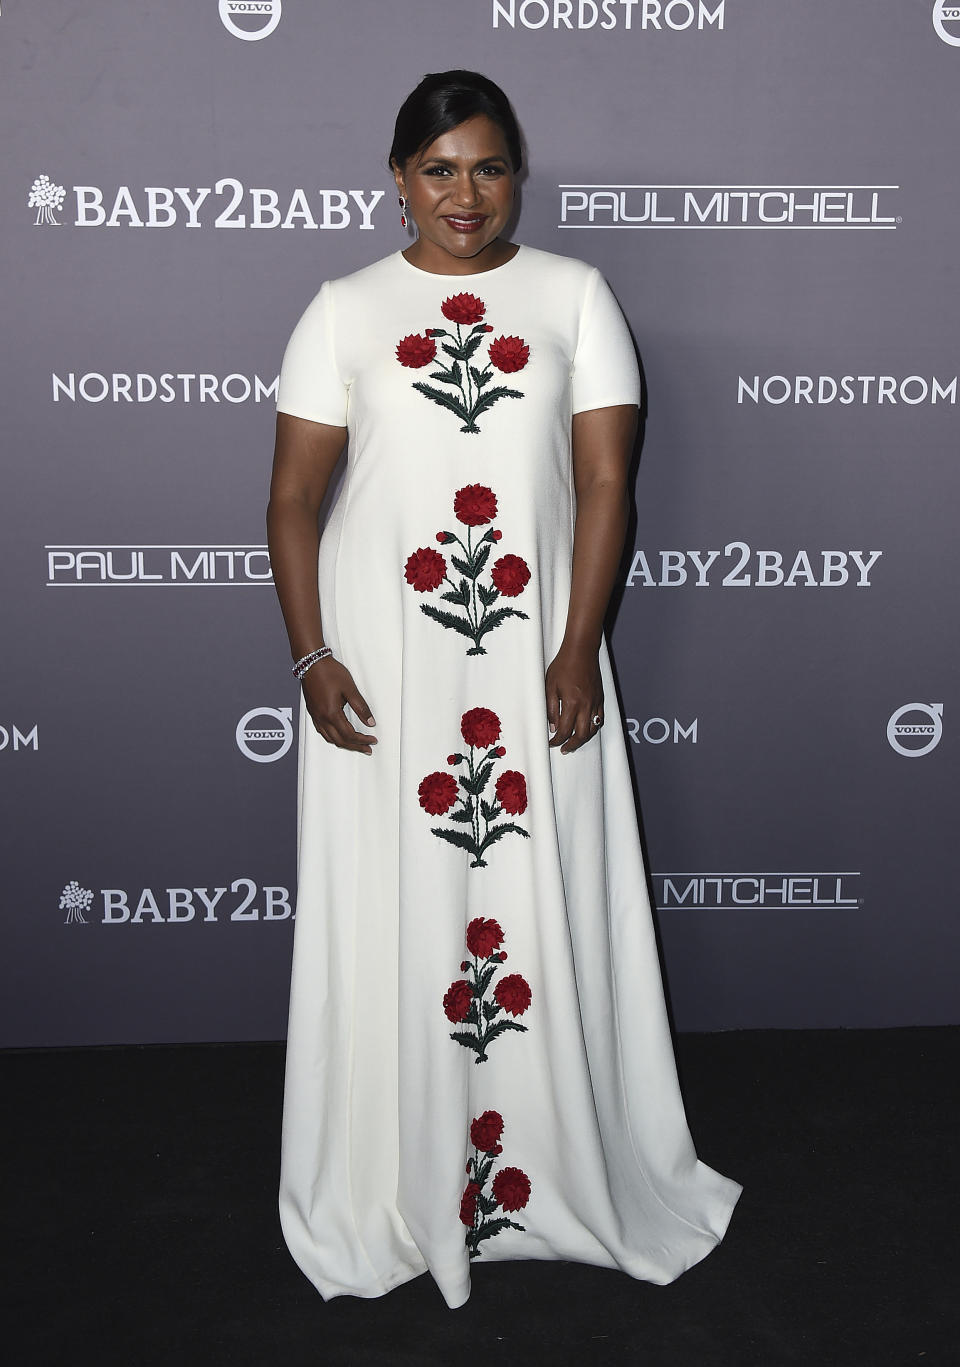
left=553, top=694, right=604, bottom=753
left=549, top=698, right=577, bottom=749
left=303, top=663, right=377, bottom=754
left=545, top=680, right=561, bottom=736
left=348, top=688, right=376, bottom=729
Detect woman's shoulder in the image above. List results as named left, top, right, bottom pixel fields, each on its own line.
left=294, top=253, right=403, bottom=311
left=514, top=243, right=603, bottom=287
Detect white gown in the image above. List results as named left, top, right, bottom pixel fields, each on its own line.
left=276, top=245, right=741, bottom=1308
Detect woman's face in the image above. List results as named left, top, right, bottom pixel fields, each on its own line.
left=394, top=114, right=515, bottom=268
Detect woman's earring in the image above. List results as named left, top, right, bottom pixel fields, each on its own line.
left=399, top=194, right=407, bottom=229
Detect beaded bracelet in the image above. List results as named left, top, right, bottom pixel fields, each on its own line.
left=292, top=646, right=333, bottom=680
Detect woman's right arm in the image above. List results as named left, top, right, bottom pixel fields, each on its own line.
left=266, top=411, right=377, bottom=755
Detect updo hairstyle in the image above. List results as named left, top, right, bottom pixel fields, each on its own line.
left=389, top=70, right=523, bottom=173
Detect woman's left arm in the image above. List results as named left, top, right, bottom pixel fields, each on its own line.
left=546, top=403, right=638, bottom=753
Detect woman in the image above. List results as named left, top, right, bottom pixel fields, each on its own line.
left=268, top=70, right=741, bottom=1309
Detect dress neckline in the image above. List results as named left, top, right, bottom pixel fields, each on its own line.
left=396, top=244, right=524, bottom=282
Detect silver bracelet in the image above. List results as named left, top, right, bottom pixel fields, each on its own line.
left=292, top=646, right=333, bottom=680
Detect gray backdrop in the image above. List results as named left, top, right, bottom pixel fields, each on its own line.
left=2, top=0, right=957, bottom=1047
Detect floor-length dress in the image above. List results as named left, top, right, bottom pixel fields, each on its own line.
left=276, top=245, right=742, bottom=1308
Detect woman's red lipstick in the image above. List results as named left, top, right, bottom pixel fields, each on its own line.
left=443, top=214, right=487, bottom=234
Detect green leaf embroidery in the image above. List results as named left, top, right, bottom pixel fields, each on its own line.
left=449, top=1030, right=483, bottom=1053
left=440, top=586, right=471, bottom=607
left=479, top=822, right=531, bottom=855
left=450, top=554, right=473, bottom=578
left=470, top=384, right=524, bottom=419
left=431, top=827, right=480, bottom=856
left=410, top=381, right=470, bottom=424
left=477, top=962, right=499, bottom=997
left=468, top=1217, right=525, bottom=1255
left=419, top=603, right=477, bottom=638
left=476, top=605, right=528, bottom=640
left=482, top=1019, right=528, bottom=1043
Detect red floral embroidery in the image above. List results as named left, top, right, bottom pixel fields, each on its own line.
left=459, top=1181, right=482, bottom=1226
left=405, top=485, right=531, bottom=655
left=453, top=484, right=498, bottom=526
left=404, top=547, right=446, bottom=592
left=466, top=917, right=503, bottom=958
left=395, top=334, right=437, bottom=368
left=446, top=922, right=531, bottom=1062
left=417, top=771, right=458, bottom=816
left=488, top=335, right=530, bottom=374
left=396, top=297, right=528, bottom=433
left=471, top=1111, right=504, bottom=1151
left=442, top=293, right=486, bottom=325
left=461, top=707, right=501, bottom=749
left=494, top=770, right=527, bottom=816
left=494, top=974, right=532, bottom=1017
left=443, top=980, right=474, bottom=1023
left=492, top=1166, right=532, bottom=1212
left=491, top=554, right=531, bottom=598
left=421, top=710, right=529, bottom=867
left=463, top=1113, right=530, bottom=1257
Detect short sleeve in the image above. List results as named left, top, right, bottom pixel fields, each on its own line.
left=276, top=281, right=349, bottom=426
left=570, top=269, right=642, bottom=415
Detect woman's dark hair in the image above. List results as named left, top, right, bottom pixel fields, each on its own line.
left=390, top=70, right=523, bottom=173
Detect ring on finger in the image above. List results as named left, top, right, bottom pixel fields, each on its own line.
left=592, top=713, right=603, bottom=728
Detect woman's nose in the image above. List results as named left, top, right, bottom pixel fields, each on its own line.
left=451, top=174, right=481, bottom=208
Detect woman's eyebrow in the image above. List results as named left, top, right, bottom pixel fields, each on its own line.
left=419, top=154, right=509, bottom=168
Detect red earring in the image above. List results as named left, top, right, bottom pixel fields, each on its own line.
left=399, top=194, right=407, bottom=229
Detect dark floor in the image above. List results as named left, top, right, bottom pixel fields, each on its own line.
left=5, top=1027, right=957, bottom=1366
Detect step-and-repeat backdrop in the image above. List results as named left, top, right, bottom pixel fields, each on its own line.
left=3, top=2, right=957, bottom=1046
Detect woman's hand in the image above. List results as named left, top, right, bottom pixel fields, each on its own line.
left=301, top=657, right=377, bottom=755
left=545, top=643, right=603, bottom=754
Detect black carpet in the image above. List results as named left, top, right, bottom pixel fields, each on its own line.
left=5, top=1027, right=956, bottom=1366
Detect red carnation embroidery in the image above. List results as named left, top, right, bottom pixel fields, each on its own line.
left=443, top=980, right=474, bottom=1023
left=422, top=713, right=529, bottom=868
left=491, top=554, right=531, bottom=598
left=404, top=485, right=530, bottom=655
left=470, top=1110, right=504, bottom=1152
left=495, top=770, right=527, bottom=816
left=463, top=1114, right=530, bottom=1257
left=459, top=1181, right=482, bottom=1226
left=461, top=707, right=501, bottom=749
left=448, top=920, right=529, bottom=1061
left=454, top=484, right=498, bottom=527
left=397, top=300, right=525, bottom=433
left=494, top=974, right=532, bottom=1017
left=395, top=333, right=437, bottom=368
left=466, top=917, right=504, bottom=958
left=404, top=547, right=446, bottom=592
left=492, top=1166, right=531, bottom=1213
left=441, top=293, right=486, bottom=325
left=488, top=335, right=530, bottom=373
left=417, top=771, right=458, bottom=815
